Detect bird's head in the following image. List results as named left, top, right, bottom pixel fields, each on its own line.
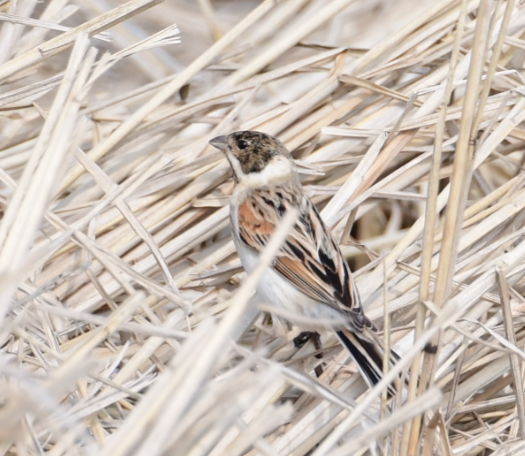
left=209, top=131, right=297, bottom=188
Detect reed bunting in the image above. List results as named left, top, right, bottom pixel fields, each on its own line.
left=210, top=131, right=398, bottom=395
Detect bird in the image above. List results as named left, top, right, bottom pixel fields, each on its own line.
left=209, top=130, right=398, bottom=396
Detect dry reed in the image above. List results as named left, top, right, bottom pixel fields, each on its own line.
left=1, top=0, right=525, bottom=454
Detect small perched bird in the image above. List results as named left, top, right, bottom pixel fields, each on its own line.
left=210, top=131, right=398, bottom=395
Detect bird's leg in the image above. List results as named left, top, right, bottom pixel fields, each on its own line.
left=293, top=331, right=323, bottom=359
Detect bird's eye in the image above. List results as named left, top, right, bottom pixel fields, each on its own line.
left=237, top=140, right=249, bottom=150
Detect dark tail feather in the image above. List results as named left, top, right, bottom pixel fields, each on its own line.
left=336, top=329, right=398, bottom=398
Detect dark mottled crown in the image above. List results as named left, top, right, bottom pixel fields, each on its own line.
left=226, top=131, right=289, bottom=174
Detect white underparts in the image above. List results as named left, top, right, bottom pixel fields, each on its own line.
left=232, top=225, right=346, bottom=329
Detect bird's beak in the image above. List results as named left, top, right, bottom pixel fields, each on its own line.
left=209, top=135, right=228, bottom=151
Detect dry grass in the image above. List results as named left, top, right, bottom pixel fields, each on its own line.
left=1, top=0, right=525, bottom=454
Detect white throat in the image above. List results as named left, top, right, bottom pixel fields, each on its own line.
left=236, top=156, right=296, bottom=190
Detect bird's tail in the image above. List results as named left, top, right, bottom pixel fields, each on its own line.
left=336, top=329, right=400, bottom=398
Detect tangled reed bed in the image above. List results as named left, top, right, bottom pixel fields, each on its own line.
left=1, top=0, right=525, bottom=454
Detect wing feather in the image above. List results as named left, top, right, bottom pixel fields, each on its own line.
left=237, top=185, right=369, bottom=329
